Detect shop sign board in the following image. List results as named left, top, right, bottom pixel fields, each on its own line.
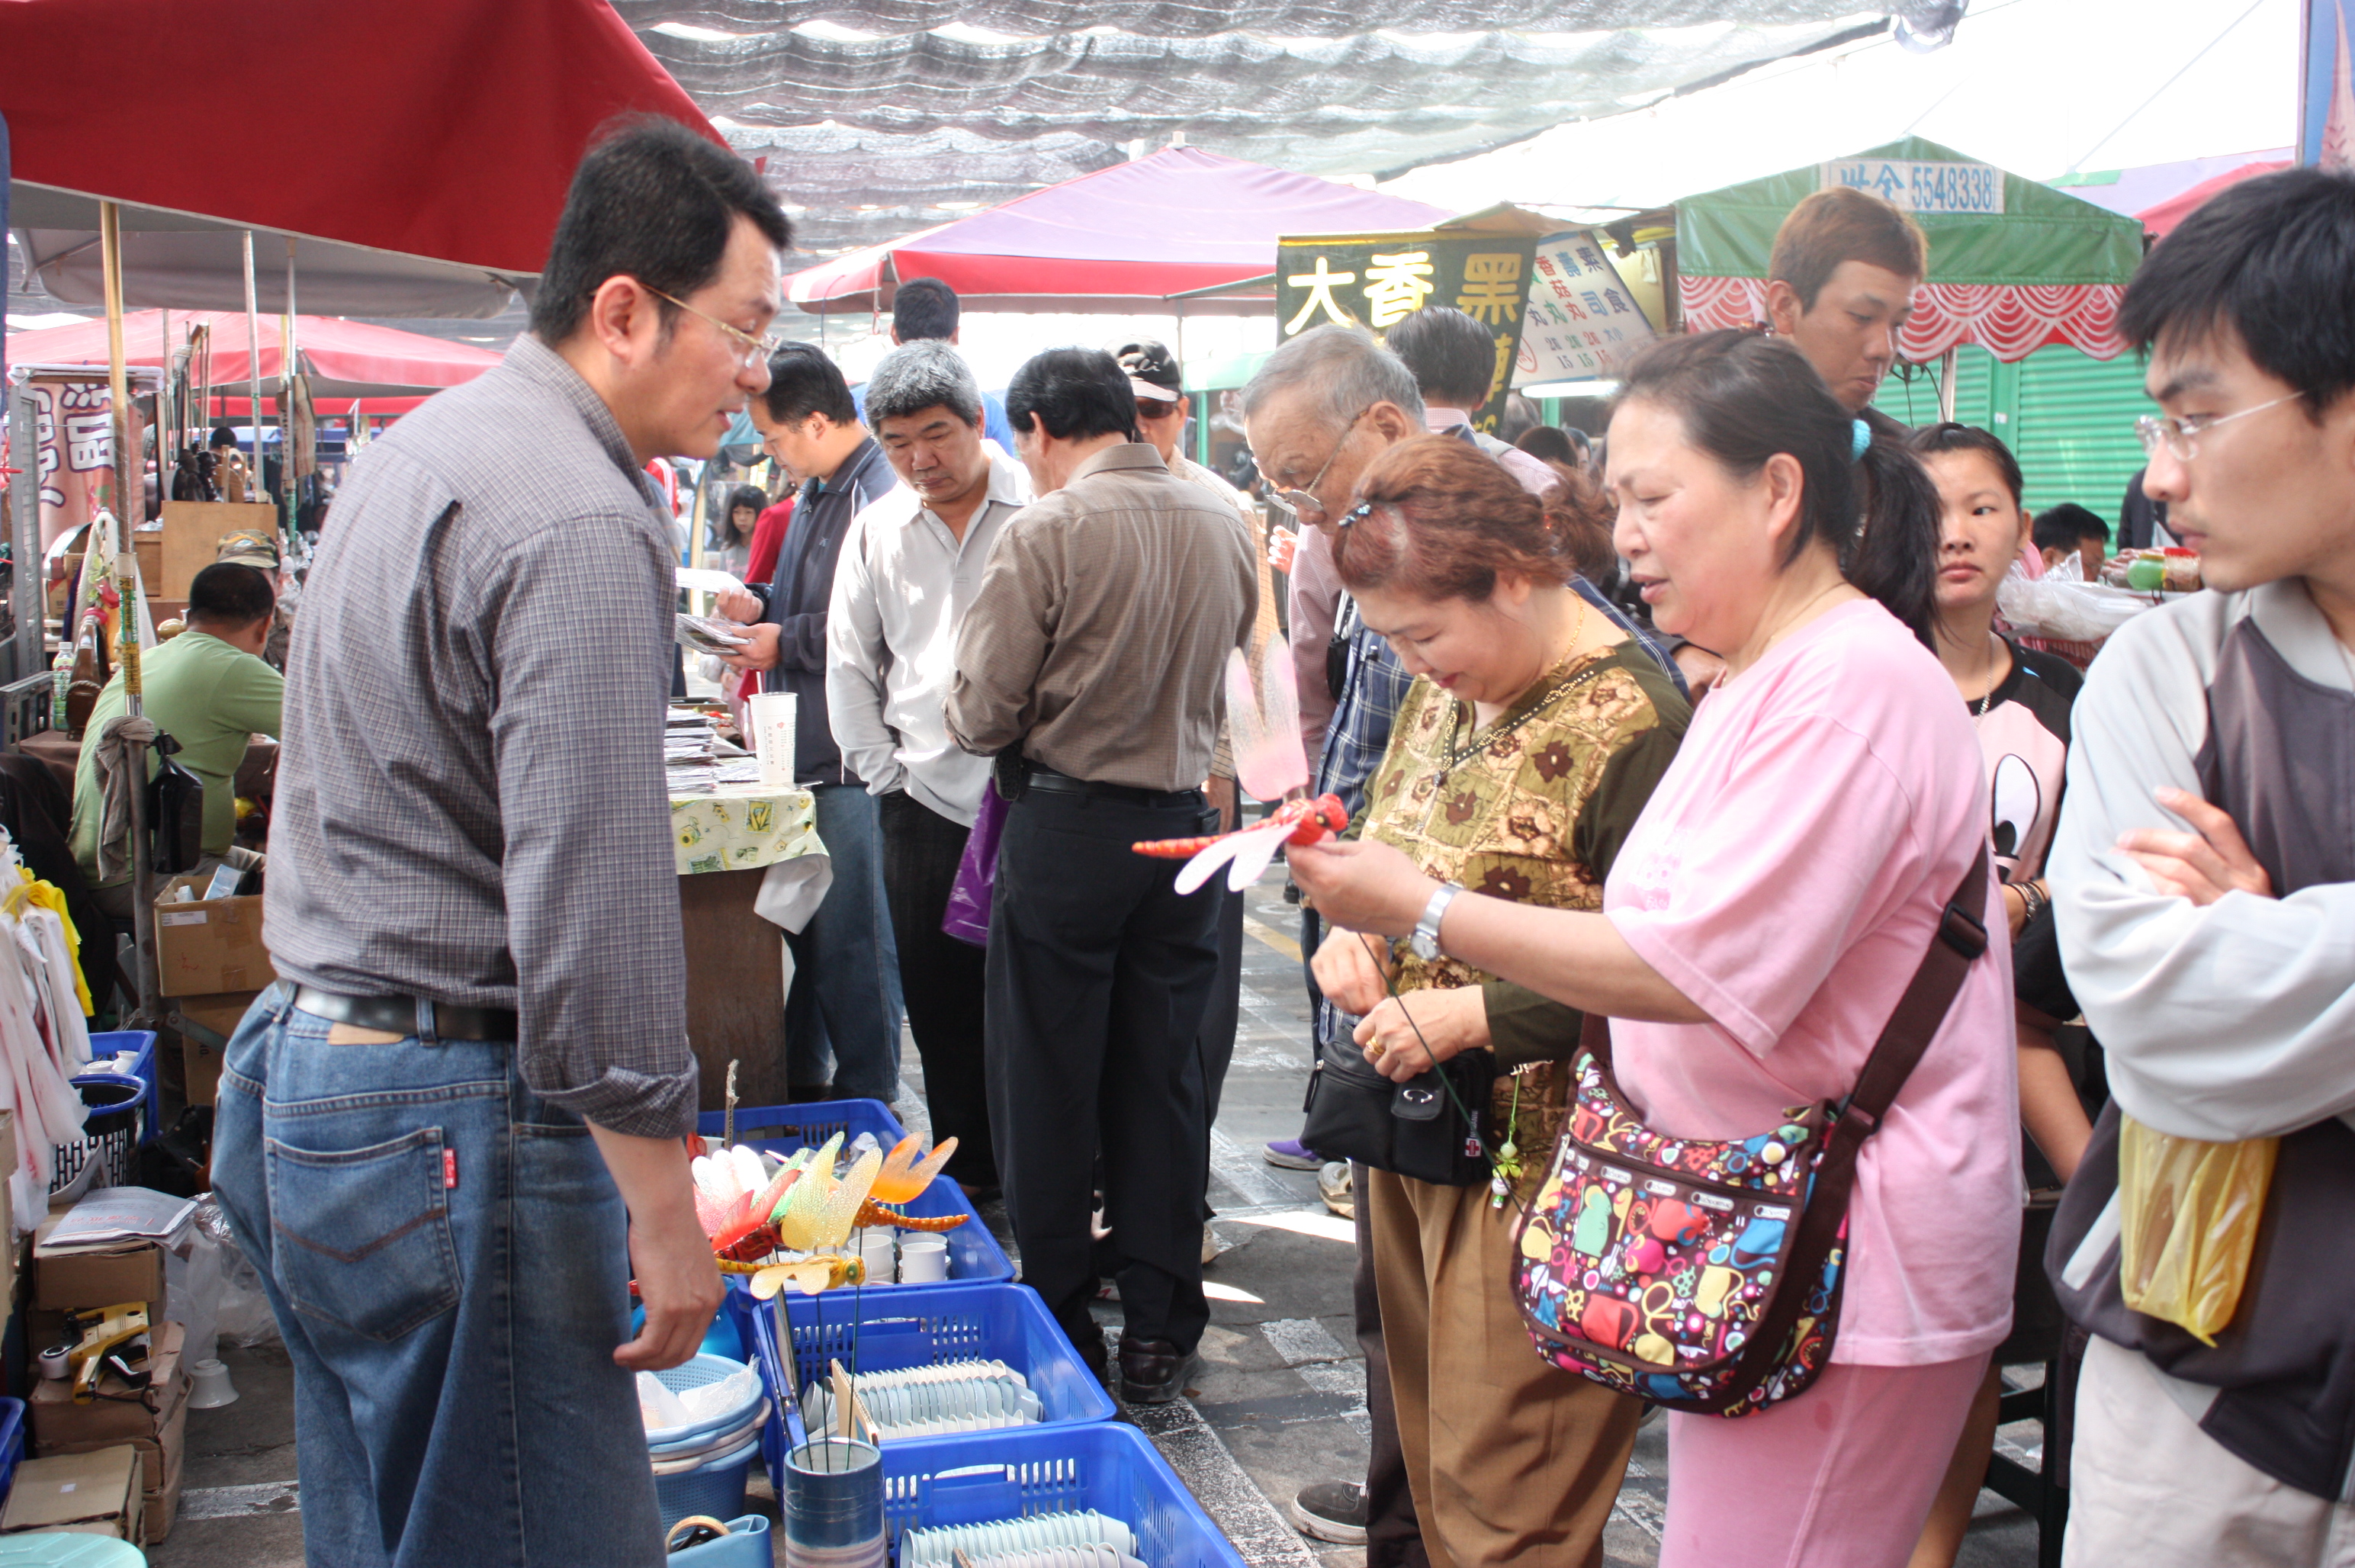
left=1515, top=230, right=1655, bottom=387
left=1277, top=230, right=1537, bottom=430
left=1820, top=157, right=2003, bottom=215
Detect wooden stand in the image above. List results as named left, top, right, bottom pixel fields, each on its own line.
left=677, top=866, right=790, bottom=1110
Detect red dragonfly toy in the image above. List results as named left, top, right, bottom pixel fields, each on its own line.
left=1135, top=638, right=1345, bottom=894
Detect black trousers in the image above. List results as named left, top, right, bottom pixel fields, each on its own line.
left=987, top=786, right=1221, bottom=1356
left=878, top=790, right=995, bottom=1189
left=1198, top=885, right=1245, bottom=1132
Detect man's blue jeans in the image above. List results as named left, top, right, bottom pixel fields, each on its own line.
left=211, top=986, right=663, bottom=1567
left=785, top=782, right=904, bottom=1101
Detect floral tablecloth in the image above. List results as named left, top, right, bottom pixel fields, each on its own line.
left=670, top=784, right=832, bottom=932
left=671, top=782, right=815, bottom=875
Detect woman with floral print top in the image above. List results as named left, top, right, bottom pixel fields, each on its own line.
left=1309, top=435, right=1688, bottom=1568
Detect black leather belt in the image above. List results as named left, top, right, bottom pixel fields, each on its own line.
left=1023, top=766, right=1205, bottom=810
left=292, top=987, right=518, bottom=1042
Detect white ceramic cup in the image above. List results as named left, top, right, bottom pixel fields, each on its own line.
left=898, top=1239, right=949, bottom=1283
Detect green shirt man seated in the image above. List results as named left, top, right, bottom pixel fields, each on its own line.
left=69, top=561, right=286, bottom=910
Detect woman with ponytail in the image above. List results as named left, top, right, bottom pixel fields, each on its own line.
left=1311, top=434, right=1689, bottom=1568
left=1293, top=333, right=2019, bottom=1567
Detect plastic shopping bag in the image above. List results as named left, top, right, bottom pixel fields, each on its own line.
left=1996, top=569, right=2157, bottom=644
left=2118, top=1115, right=2278, bottom=1345
left=940, top=780, right=1008, bottom=948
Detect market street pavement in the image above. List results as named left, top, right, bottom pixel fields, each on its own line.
left=149, top=860, right=2051, bottom=1567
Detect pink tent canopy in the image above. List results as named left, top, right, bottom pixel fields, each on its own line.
left=789, top=146, right=1452, bottom=314
left=2135, top=160, right=2292, bottom=239
left=3, top=310, right=501, bottom=400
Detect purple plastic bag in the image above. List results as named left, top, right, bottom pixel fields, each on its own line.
left=941, top=780, right=1009, bottom=947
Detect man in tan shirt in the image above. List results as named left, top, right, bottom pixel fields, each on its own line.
left=947, top=348, right=1256, bottom=1405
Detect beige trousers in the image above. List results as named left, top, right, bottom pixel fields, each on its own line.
left=2066, top=1335, right=2355, bottom=1567
left=1366, top=1166, right=1641, bottom=1568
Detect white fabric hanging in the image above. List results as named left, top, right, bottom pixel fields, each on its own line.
left=0, top=831, right=94, bottom=1230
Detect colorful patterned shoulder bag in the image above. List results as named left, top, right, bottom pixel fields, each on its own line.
left=1512, top=844, right=1989, bottom=1416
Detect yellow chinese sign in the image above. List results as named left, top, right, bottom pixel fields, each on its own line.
left=1277, top=231, right=1540, bottom=430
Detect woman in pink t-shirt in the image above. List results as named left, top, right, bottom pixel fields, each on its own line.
left=1293, top=331, right=2019, bottom=1568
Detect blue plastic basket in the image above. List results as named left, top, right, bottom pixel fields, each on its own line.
left=50, top=1074, right=146, bottom=1196
left=694, top=1097, right=907, bottom=1153
left=694, top=1101, right=1010, bottom=1292
left=0, top=1396, right=24, bottom=1512
left=645, top=1352, right=766, bottom=1453
left=652, top=1435, right=761, bottom=1533
left=882, top=1422, right=1245, bottom=1568
left=753, top=1281, right=1115, bottom=1457
left=80, top=1030, right=159, bottom=1145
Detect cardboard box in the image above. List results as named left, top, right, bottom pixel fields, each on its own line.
left=143, top=1436, right=185, bottom=1544
left=42, top=1386, right=186, bottom=1543
left=159, top=500, right=278, bottom=599
left=32, top=1218, right=165, bottom=1313
left=156, top=853, right=275, bottom=997
left=0, top=1445, right=143, bottom=1541
left=172, top=990, right=260, bottom=1107
left=31, top=1320, right=187, bottom=1459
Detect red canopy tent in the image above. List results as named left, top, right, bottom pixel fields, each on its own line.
left=789, top=146, right=1453, bottom=315
left=2135, top=160, right=2292, bottom=239
left=4, top=311, right=500, bottom=400
left=2, top=0, right=722, bottom=315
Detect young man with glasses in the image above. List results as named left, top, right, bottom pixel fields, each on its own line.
left=215, top=120, right=789, bottom=1565
left=2045, top=166, right=2355, bottom=1563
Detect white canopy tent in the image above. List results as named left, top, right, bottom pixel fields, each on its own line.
left=1379, top=0, right=2299, bottom=214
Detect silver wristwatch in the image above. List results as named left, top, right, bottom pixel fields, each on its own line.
left=1409, top=882, right=1463, bottom=962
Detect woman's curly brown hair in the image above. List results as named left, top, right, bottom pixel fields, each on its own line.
left=1332, top=434, right=1616, bottom=599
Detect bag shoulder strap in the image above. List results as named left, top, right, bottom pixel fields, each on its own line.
left=1836, top=840, right=1991, bottom=1135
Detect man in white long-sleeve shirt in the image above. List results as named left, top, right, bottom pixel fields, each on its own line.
left=2045, top=166, right=2355, bottom=1564
left=827, top=341, right=1031, bottom=1190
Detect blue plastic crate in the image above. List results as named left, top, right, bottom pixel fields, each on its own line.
left=0, top=1396, right=24, bottom=1514
left=759, top=1281, right=1115, bottom=1454
left=77, top=1030, right=157, bottom=1146
left=882, top=1422, right=1245, bottom=1568
left=696, top=1101, right=1010, bottom=1291
left=694, top=1097, right=907, bottom=1153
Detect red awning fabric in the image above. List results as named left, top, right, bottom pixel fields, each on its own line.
left=2135, top=160, right=2292, bottom=239
left=789, top=146, right=1453, bottom=313
left=3, top=0, right=721, bottom=313
left=1680, top=276, right=2128, bottom=363
left=4, top=311, right=500, bottom=399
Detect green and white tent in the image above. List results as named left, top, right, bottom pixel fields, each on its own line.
left=1672, top=137, right=2146, bottom=363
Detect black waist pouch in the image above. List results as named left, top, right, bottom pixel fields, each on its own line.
left=1300, top=1003, right=1494, bottom=1186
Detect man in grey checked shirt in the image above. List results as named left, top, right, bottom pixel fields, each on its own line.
left=210, top=121, right=790, bottom=1568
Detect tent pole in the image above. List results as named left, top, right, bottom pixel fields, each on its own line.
left=158, top=308, right=173, bottom=483
left=243, top=231, right=264, bottom=498
left=284, top=239, right=299, bottom=543
left=1939, top=348, right=1958, bottom=423
left=101, top=202, right=162, bottom=1030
